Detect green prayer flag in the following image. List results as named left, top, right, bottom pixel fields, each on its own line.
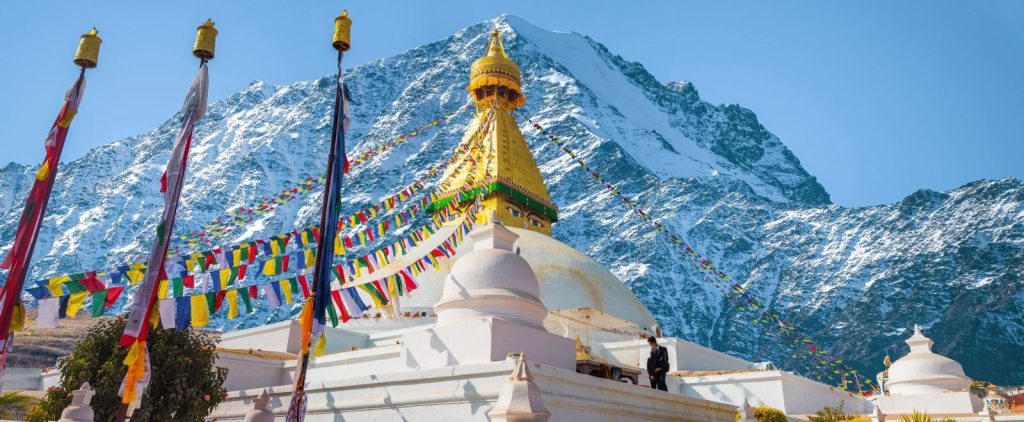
left=90, top=290, right=107, bottom=317
left=326, top=301, right=339, bottom=327
left=239, top=289, right=252, bottom=313
left=64, top=280, right=86, bottom=294
left=172, top=277, right=184, bottom=297
left=206, top=292, right=217, bottom=314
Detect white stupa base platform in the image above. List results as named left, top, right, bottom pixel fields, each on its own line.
left=401, top=316, right=576, bottom=371
left=874, top=391, right=983, bottom=416
left=208, top=359, right=737, bottom=421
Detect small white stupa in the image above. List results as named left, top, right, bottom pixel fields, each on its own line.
left=875, top=325, right=982, bottom=415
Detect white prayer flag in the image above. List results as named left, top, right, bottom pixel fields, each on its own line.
left=37, top=298, right=59, bottom=329
left=159, top=299, right=177, bottom=330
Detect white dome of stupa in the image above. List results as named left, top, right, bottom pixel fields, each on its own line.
left=435, top=220, right=548, bottom=329
left=345, top=221, right=659, bottom=332
left=886, top=325, right=972, bottom=395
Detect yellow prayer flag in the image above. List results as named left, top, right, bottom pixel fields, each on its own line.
left=47, top=275, right=71, bottom=297
left=35, top=161, right=50, bottom=181
left=226, top=289, right=239, bottom=320
left=281, top=280, right=293, bottom=304
left=66, top=291, right=89, bottom=317
left=219, top=270, right=230, bottom=290
left=126, top=270, right=144, bottom=285
left=157, top=280, right=170, bottom=300
left=191, top=295, right=210, bottom=327
left=314, top=333, right=327, bottom=357
left=149, top=304, right=161, bottom=328
left=304, top=249, right=315, bottom=268
left=11, top=301, right=24, bottom=331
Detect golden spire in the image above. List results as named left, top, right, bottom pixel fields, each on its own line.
left=486, top=26, right=508, bottom=57
left=430, top=27, right=557, bottom=235
left=73, top=28, right=102, bottom=68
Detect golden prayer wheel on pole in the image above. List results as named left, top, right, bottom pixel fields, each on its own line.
left=333, top=10, right=352, bottom=51
left=193, top=18, right=218, bottom=60
left=73, top=28, right=102, bottom=68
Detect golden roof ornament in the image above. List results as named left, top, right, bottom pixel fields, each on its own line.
left=333, top=10, right=352, bottom=52
left=468, top=26, right=525, bottom=108
left=73, top=28, right=102, bottom=68
left=193, top=19, right=218, bottom=60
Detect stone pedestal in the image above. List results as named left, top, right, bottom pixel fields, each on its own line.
left=737, top=398, right=754, bottom=422
left=243, top=389, right=275, bottom=422
left=489, top=355, right=549, bottom=422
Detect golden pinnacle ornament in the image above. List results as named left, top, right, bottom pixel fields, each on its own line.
left=332, top=10, right=352, bottom=51
left=193, top=19, right=218, bottom=60
left=73, top=28, right=102, bottom=68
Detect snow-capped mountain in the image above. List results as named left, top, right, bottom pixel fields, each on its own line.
left=1, top=15, right=1021, bottom=385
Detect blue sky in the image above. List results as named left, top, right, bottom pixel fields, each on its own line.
left=1, top=1, right=1022, bottom=206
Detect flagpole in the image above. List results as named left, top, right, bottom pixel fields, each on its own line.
left=0, top=28, right=101, bottom=385
left=285, top=10, right=352, bottom=422
left=115, top=19, right=217, bottom=422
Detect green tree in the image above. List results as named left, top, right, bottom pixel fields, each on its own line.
left=26, top=317, right=227, bottom=422
left=0, top=391, right=36, bottom=419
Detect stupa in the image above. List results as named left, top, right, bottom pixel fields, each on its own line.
left=874, top=325, right=983, bottom=416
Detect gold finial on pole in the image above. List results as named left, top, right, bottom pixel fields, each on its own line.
left=332, top=10, right=352, bottom=51
left=193, top=19, right=218, bottom=60
left=73, top=28, right=102, bottom=68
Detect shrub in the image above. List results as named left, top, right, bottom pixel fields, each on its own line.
left=753, top=406, right=788, bottom=422
left=0, top=391, right=36, bottom=420
left=26, top=317, right=227, bottom=422
left=808, top=402, right=851, bottom=422
left=899, top=410, right=932, bottom=422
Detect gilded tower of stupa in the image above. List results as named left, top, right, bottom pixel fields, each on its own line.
left=429, top=27, right=558, bottom=235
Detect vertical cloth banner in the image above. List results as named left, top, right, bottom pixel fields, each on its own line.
left=286, top=49, right=350, bottom=422
left=118, top=63, right=209, bottom=406
left=0, top=70, right=87, bottom=364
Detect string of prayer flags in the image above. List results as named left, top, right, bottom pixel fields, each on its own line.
left=522, top=113, right=867, bottom=391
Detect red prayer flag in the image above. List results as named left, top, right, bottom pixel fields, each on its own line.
left=106, top=287, right=125, bottom=308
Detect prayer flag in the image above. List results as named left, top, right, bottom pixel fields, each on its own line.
left=266, top=283, right=283, bottom=308
left=37, top=298, right=59, bottom=329
left=0, top=71, right=88, bottom=350
left=91, top=290, right=108, bottom=317
left=191, top=295, right=210, bottom=327
left=159, top=299, right=176, bottom=329
left=226, top=289, right=239, bottom=319
left=121, top=63, right=209, bottom=348
left=66, top=291, right=89, bottom=318
left=174, top=298, right=192, bottom=330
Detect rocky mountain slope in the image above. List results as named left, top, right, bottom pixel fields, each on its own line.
left=1, top=15, right=1021, bottom=385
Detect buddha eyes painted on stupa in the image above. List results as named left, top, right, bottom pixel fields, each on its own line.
left=506, top=205, right=545, bottom=228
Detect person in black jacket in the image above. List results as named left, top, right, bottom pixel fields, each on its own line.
left=646, top=336, right=669, bottom=391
